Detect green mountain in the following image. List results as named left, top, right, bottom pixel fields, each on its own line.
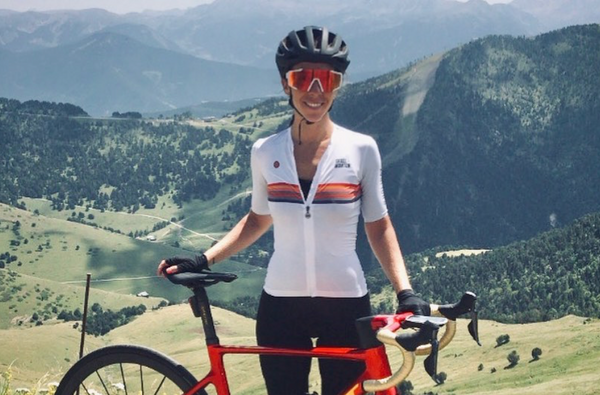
left=333, top=23, right=600, bottom=254
left=0, top=202, right=267, bottom=304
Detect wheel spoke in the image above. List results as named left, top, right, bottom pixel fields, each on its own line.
left=119, top=363, right=128, bottom=395
left=153, top=376, right=168, bottom=395
left=80, top=383, right=92, bottom=395
left=140, top=364, right=144, bottom=395
left=95, top=369, right=110, bottom=394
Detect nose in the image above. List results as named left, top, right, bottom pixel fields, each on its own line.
left=307, top=78, right=324, bottom=93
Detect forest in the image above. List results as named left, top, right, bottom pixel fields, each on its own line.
left=2, top=25, right=599, bottom=254
left=0, top=99, right=255, bottom=212
left=365, top=212, right=600, bottom=324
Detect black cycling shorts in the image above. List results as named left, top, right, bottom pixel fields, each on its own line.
left=256, top=290, right=371, bottom=395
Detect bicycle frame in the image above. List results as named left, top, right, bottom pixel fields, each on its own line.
left=188, top=343, right=396, bottom=395
left=186, top=284, right=400, bottom=395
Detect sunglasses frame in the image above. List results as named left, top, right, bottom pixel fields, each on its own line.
left=286, top=68, right=344, bottom=93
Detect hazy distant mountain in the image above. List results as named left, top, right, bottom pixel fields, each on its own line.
left=0, top=31, right=280, bottom=115
left=0, top=0, right=590, bottom=76
left=136, top=0, right=543, bottom=79
left=98, top=23, right=184, bottom=53
left=511, top=0, right=600, bottom=31
left=0, top=0, right=599, bottom=114
left=0, top=8, right=119, bottom=51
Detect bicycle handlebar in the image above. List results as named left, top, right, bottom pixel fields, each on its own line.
left=362, top=292, right=479, bottom=391
left=415, top=291, right=480, bottom=356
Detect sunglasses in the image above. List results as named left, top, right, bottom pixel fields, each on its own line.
left=286, top=68, right=343, bottom=93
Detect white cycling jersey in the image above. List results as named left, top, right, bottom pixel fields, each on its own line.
left=251, top=124, right=388, bottom=298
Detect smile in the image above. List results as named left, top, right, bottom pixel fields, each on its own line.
left=305, top=101, right=324, bottom=108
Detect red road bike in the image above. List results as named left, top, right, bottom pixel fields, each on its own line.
left=57, top=270, right=479, bottom=395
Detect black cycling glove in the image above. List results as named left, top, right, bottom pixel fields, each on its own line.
left=396, top=289, right=431, bottom=316
left=165, top=254, right=209, bottom=273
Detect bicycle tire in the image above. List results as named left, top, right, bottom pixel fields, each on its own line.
left=56, top=344, right=207, bottom=395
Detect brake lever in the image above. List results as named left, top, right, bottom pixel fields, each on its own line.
left=396, top=320, right=442, bottom=383
left=424, top=336, right=439, bottom=381
left=438, top=291, right=481, bottom=347
left=468, top=307, right=481, bottom=346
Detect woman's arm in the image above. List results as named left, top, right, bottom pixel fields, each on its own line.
left=159, top=210, right=272, bottom=275
left=365, top=215, right=431, bottom=315
left=364, top=215, right=412, bottom=292
left=204, top=210, right=272, bottom=264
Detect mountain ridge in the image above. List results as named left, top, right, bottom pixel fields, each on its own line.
left=2, top=0, right=598, bottom=115
left=0, top=30, right=281, bottom=115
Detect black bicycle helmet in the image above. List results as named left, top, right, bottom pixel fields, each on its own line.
left=275, top=25, right=350, bottom=78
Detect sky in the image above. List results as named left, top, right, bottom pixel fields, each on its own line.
left=0, top=0, right=216, bottom=14
left=0, top=0, right=513, bottom=15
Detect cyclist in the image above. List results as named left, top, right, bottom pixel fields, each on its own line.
left=158, top=25, right=430, bottom=395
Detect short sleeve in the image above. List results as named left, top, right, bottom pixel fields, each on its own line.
left=250, top=140, right=270, bottom=215
left=360, top=138, right=388, bottom=222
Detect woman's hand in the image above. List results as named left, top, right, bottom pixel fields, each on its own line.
left=157, top=259, right=173, bottom=277
left=396, top=289, right=431, bottom=316
left=157, top=255, right=209, bottom=277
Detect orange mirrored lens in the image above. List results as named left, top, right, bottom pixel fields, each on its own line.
left=286, top=69, right=343, bottom=92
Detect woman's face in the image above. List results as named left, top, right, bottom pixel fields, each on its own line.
left=282, top=62, right=339, bottom=124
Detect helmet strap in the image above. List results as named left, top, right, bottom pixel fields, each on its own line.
left=288, top=95, right=314, bottom=145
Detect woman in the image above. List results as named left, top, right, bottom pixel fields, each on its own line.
left=158, top=25, right=429, bottom=395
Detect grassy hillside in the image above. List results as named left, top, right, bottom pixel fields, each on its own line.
left=0, top=269, right=163, bottom=329
left=405, top=315, right=600, bottom=394
left=2, top=302, right=599, bottom=394
left=0, top=203, right=265, bottom=299
left=0, top=201, right=267, bottom=344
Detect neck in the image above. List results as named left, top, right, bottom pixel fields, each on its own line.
left=292, top=115, right=333, bottom=145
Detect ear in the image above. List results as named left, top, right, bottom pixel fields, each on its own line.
left=281, top=78, right=291, bottom=95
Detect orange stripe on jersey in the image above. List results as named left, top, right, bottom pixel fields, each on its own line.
left=267, top=182, right=304, bottom=204
left=313, top=183, right=362, bottom=204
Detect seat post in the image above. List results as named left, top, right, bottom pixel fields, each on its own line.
left=189, top=286, right=220, bottom=346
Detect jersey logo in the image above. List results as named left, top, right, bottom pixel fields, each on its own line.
left=335, top=158, right=351, bottom=168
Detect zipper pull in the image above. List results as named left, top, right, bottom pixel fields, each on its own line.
left=305, top=206, right=311, bottom=219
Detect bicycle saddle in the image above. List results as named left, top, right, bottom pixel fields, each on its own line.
left=166, top=271, right=238, bottom=288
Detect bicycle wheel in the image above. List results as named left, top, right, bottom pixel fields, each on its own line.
left=56, top=344, right=207, bottom=395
